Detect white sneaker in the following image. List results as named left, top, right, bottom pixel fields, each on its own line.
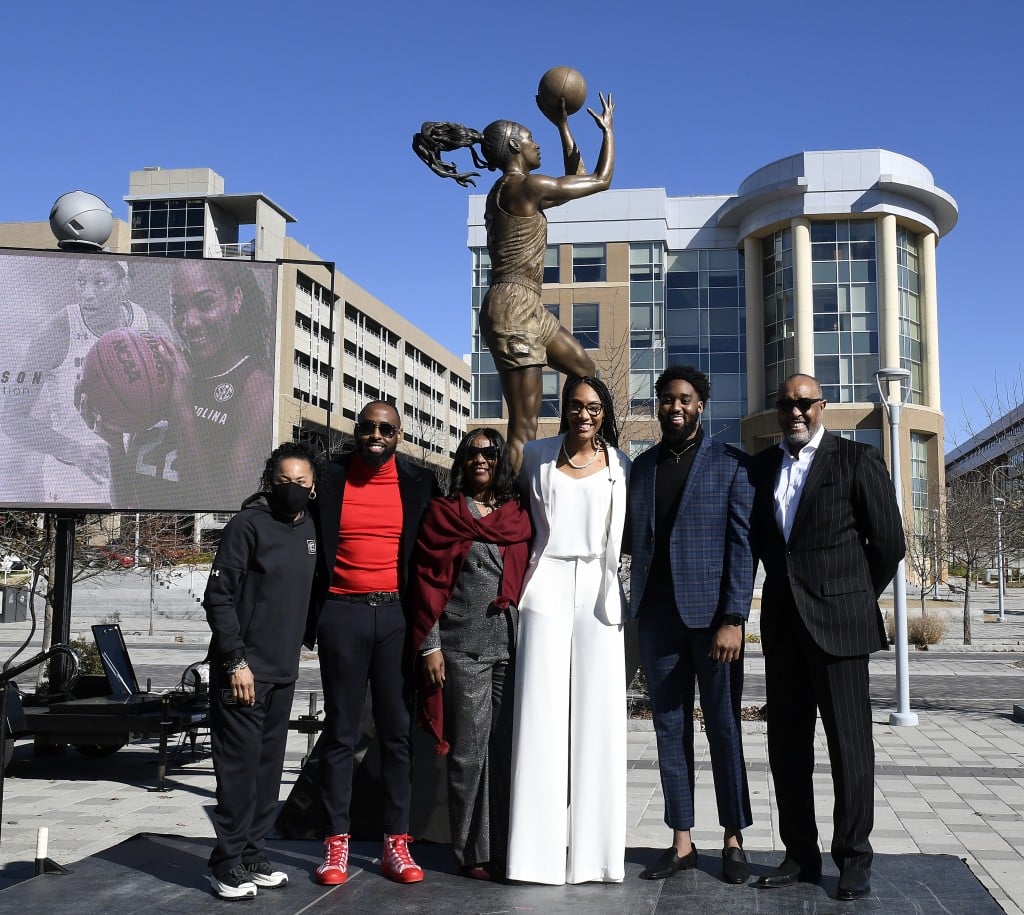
left=210, top=864, right=258, bottom=899
left=245, top=855, right=289, bottom=888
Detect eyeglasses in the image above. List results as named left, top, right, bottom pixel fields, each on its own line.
left=355, top=419, right=398, bottom=438
left=776, top=397, right=823, bottom=413
left=567, top=402, right=604, bottom=417
left=465, top=445, right=498, bottom=461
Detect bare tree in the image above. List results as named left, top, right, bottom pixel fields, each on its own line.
left=0, top=510, right=135, bottom=686
left=943, top=478, right=996, bottom=644
left=902, top=481, right=946, bottom=616
left=120, top=513, right=199, bottom=635
left=589, top=307, right=659, bottom=455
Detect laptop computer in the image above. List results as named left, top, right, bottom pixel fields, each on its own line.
left=49, top=624, right=164, bottom=714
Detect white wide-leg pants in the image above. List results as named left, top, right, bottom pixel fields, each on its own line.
left=507, top=555, right=626, bottom=884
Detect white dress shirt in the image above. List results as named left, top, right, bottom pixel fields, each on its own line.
left=774, top=424, right=825, bottom=542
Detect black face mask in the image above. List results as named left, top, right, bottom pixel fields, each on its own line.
left=270, top=481, right=312, bottom=515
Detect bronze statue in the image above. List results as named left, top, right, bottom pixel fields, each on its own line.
left=414, top=87, right=615, bottom=470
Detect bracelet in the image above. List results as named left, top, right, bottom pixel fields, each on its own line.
left=225, top=658, right=249, bottom=676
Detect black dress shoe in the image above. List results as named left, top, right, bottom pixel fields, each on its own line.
left=639, top=846, right=697, bottom=880
left=837, top=867, right=871, bottom=900
left=753, top=856, right=822, bottom=889
left=721, top=846, right=749, bottom=884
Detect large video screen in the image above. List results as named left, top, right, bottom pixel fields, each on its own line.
left=0, top=249, right=278, bottom=512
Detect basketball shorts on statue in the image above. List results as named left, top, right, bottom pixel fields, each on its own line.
left=480, top=282, right=561, bottom=371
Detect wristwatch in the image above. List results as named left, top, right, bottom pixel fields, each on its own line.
left=720, top=614, right=744, bottom=627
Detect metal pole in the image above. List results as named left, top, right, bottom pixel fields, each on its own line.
left=931, top=508, right=940, bottom=600
left=996, top=505, right=1006, bottom=623
left=885, top=398, right=918, bottom=726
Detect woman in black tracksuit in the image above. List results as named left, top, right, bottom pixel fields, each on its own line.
left=204, top=441, right=323, bottom=900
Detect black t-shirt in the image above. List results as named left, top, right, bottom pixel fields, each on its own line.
left=640, top=428, right=704, bottom=611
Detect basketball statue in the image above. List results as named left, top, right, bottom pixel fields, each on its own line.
left=413, top=66, right=614, bottom=471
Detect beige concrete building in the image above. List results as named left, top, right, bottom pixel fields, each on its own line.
left=0, top=168, right=470, bottom=540
left=1, top=167, right=470, bottom=466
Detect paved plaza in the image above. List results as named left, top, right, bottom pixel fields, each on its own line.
left=1, top=569, right=1022, bottom=911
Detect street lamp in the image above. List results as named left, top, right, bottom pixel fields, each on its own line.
left=875, top=366, right=918, bottom=727
left=993, top=495, right=1006, bottom=624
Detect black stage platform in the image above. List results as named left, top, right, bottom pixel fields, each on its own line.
left=0, top=834, right=1003, bottom=913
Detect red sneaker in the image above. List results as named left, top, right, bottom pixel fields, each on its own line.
left=315, top=834, right=350, bottom=885
left=381, top=834, right=424, bottom=884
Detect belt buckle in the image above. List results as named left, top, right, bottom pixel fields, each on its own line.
left=367, top=591, right=384, bottom=606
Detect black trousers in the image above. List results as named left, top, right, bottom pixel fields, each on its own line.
left=763, top=604, right=874, bottom=873
left=317, top=598, right=412, bottom=836
left=208, top=673, right=296, bottom=874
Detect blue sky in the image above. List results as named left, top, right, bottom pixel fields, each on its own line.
left=3, top=0, right=1021, bottom=448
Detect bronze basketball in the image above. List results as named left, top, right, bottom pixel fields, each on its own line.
left=537, top=66, right=587, bottom=116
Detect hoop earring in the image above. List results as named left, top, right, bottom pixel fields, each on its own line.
left=308, top=487, right=317, bottom=501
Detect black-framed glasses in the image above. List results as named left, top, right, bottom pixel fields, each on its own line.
left=355, top=419, right=398, bottom=438
left=776, top=397, right=823, bottom=413
left=465, top=445, right=498, bottom=461
left=568, top=402, right=603, bottom=417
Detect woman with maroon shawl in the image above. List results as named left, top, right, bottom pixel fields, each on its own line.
left=409, top=428, right=531, bottom=880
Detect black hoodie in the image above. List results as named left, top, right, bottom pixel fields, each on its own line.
left=204, top=493, right=318, bottom=684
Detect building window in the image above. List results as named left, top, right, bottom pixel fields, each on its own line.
left=572, top=303, right=600, bottom=349
left=761, top=229, right=795, bottom=408
left=129, top=198, right=205, bottom=258
left=629, top=440, right=655, bottom=458
left=541, top=370, right=561, bottom=417
left=629, top=242, right=666, bottom=420
left=572, top=244, right=606, bottom=282
left=897, top=226, right=923, bottom=405
left=666, top=248, right=746, bottom=446
left=544, top=303, right=560, bottom=321
left=810, top=219, right=878, bottom=405
left=544, top=246, right=560, bottom=284
left=833, top=427, right=883, bottom=453
left=470, top=247, right=502, bottom=418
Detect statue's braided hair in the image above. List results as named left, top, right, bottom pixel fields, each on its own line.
left=413, top=120, right=524, bottom=188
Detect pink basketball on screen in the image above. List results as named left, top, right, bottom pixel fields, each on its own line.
left=80, top=329, right=172, bottom=433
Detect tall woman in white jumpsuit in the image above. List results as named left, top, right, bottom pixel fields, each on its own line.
left=508, top=376, right=630, bottom=884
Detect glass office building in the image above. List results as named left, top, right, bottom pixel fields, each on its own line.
left=468, top=149, right=957, bottom=519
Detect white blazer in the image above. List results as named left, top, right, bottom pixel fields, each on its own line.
left=518, top=435, right=631, bottom=625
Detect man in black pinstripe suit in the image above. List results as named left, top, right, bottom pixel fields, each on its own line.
left=749, top=374, right=904, bottom=902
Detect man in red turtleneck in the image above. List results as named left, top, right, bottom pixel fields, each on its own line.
left=306, top=401, right=440, bottom=887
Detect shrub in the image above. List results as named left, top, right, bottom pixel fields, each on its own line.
left=885, top=611, right=949, bottom=647
left=67, top=637, right=105, bottom=676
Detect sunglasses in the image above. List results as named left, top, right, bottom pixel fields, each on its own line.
left=568, top=402, right=604, bottom=417
left=465, top=445, right=498, bottom=461
left=355, top=419, right=398, bottom=438
left=776, top=397, right=823, bottom=413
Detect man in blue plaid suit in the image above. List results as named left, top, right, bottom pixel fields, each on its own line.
left=627, top=365, right=754, bottom=885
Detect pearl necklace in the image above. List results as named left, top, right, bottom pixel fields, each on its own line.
left=561, top=436, right=603, bottom=470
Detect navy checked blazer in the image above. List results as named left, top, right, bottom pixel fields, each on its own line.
left=626, top=435, right=754, bottom=627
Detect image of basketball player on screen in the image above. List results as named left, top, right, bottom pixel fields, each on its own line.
left=106, top=259, right=274, bottom=511
left=1, top=257, right=170, bottom=506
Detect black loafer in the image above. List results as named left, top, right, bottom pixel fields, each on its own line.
left=721, top=846, right=749, bottom=884
left=753, top=856, right=822, bottom=889
left=837, top=867, right=871, bottom=900
left=639, top=846, right=697, bottom=880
